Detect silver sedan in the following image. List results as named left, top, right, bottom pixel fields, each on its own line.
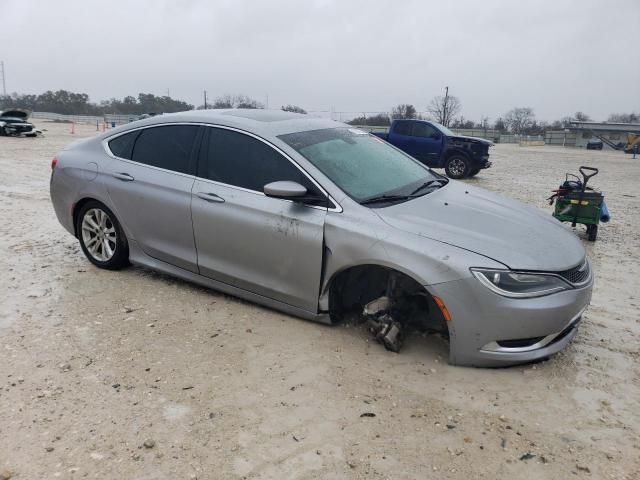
left=50, top=109, right=593, bottom=366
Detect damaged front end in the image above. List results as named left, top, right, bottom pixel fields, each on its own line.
left=329, top=265, right=449, bottom=354
left=0, top=110, right=42, bottom=137
left=363, top=296, right=404, bottom=352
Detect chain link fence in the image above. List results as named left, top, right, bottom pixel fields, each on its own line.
left=31, top=112, right=139, bottom=126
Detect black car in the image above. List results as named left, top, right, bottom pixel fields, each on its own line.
left=372, top=119, right=492, bottom=179
left=586, top=137, right=603, bottom=150
left=0, top=109, right=41, bottom=137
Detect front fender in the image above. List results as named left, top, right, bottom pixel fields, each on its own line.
left=318, top=208, right=504, bottom=310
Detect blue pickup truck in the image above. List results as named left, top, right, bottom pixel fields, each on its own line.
left=372, top=119, right=493, bottom=179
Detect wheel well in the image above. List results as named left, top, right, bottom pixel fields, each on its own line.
left=444, top=149, right=469, bottom=161
left=328, top=264, right=449, bottom=336
left=72, top=198, right=100, bottom=237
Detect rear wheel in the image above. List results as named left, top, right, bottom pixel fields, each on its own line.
left=444, top=155, right=470, bottom=179
left=587, top=224, right=598, bottom=242
left=76, top=201, right=129, bottom=269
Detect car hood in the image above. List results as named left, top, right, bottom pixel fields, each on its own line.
left=0, top=109, right=29, bottom=120
left=448, top=135, right=494, bottom=146
left=375, top=181, right=585, bottom=271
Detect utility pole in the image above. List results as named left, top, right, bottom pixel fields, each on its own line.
left=443, top=86, right=449, bottom=127
left=203, top=90, right=208, bottom=109
left=1, top=61, right=6, bottom=97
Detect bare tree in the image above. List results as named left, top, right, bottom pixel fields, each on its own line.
left=607, top=112, right=639, bottom=123
left=212, top=94, right=264, bottom=109
left=574, top=111, right=591, bottom=121
left=427, top=87, right=461, bottom=127
left=503, top=107, right=535, bottom=134
left=281, top=104, right=307, bottom=114
left=391, top=104, right=417, bottom=119
left=347, top=113, right=390, bottom=126
left=450, top=116, right=474, bottom=129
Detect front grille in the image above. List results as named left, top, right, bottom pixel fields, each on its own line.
left=557, top=260, right=590, bottom=285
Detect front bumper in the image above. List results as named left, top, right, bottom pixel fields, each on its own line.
left=428, top=274, right=593, bottom=367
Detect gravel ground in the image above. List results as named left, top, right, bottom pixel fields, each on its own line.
left=1, top=121, right=639, bottom=479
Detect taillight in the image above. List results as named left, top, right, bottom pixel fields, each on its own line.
left=51, top=158, right=57, bottom=170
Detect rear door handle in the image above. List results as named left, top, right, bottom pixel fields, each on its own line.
left=112, top=172, right=134, bottom=182
left=196, top=192, right=225, bottom=203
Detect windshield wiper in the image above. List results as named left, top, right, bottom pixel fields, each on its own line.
left=360, top=194, right=414, bottom=205
left=409, top=179, right=448, bottom=196
left=360, top=179, right=449, bottom=206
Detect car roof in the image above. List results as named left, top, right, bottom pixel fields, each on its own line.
left=105, top=109, right=343, bottom=139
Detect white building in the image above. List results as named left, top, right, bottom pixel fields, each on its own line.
left=568, top=121, right=640, bottom=150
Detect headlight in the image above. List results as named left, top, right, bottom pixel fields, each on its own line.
left=471, top=268, right=571, bottom=298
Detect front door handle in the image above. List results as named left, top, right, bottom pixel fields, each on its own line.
left=196, top=192, right=225, bottom=203
left=112, top=172, right=134, bottom=182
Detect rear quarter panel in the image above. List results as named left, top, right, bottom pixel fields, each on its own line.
left=50, top=138, right=114, bottom=236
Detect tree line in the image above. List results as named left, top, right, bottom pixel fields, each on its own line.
left=0, top=90, right=194, bottom=115
left=349, top=101, right=639, bottom=135
left=0, top=89, right=310, bottom=118
left=1, top=88, right=636, bottom=134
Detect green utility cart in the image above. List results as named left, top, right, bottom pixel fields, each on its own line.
left=550, top=166, right=604, bottom=242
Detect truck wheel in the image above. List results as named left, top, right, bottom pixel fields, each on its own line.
left=587, top=224, right=598, bottom=242
left=467, top=168, right=480, bottom=177
left=444, top=155, right=470, bottom=179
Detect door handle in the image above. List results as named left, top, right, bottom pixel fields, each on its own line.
left=196, top=192, right=225, bottom=203
left=112, top=172, right=134, bottom=182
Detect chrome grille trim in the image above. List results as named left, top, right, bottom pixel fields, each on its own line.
left=556, top=258, right=591, bottom=287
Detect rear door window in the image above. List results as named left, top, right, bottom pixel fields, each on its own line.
left=108, top=131, right=140, bottom=160
left=393, top=121, right=413, bottom=136
left=201, top=127, right=319, bottom=195
left=130, top=125, right=199, bottom=174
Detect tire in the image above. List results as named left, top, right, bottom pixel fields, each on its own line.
left=76, top=201, right=129, bottom=270
left=587, top=224, right=598, bottom=242
left=467, top=168, right=480, bottom=177
left=444, top=155, right=470, bottom=179
left=0, top=126, right=6, bottom=136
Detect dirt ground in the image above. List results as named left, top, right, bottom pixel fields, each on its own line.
left=1, top=121, right=639, bottom=480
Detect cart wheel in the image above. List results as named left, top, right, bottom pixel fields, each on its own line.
left=587, top=224, right=598, bottom=242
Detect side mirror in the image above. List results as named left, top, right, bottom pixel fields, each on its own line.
left=264, top=181, right=307, bottom=199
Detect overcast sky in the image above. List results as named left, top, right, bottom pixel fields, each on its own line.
left=1, top=0, right=639, bottom=122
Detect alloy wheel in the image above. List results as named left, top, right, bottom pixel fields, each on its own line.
left=81, top=208, right=117, bottom=262
left=449, top=158, right=466, bottom=177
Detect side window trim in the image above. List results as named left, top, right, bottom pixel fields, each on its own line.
left=102, top=122, right=342, bottom=212
left=104, top=124, right=202, bottom=176
left=197, top=125, right=337, bottom=208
